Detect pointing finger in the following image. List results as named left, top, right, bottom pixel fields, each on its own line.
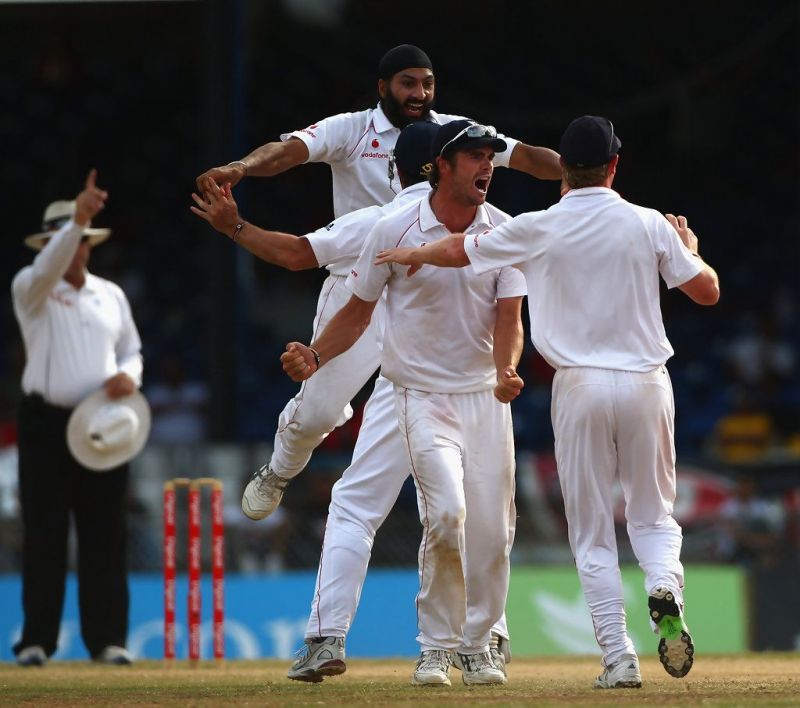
left=85, top=168, right=97, bottom=190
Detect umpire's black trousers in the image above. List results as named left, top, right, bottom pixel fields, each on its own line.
left=13, top=393, right=130, bottom=659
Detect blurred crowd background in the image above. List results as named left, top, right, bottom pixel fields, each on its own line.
left=0, top=1, right=798, bottom=582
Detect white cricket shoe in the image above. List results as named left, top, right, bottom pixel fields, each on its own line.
left=649, top=585, right=695, bottom=678
left=241, top=464, right=290, bottom=520
left=94, top=646, right=133, bottom=665
left=287, top=636, right=346, bottom=683
left=411, top=649, right=452, bottom=686
left=17, top=645, right=47, bottom=667
left=594, top=653, right=642, bottom=689
left=456, top=650, right=507, bottom=685
left=489, top=632, right=511, bottom=677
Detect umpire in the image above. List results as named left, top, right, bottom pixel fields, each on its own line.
left=11, top=170, right=144, bottom=666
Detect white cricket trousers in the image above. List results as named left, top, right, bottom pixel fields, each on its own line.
left=551, top=366, right=685, bottom=667
left=396, top=386, right=515, bottom=654
left=305, top=375, right=513, bottom=643
left=270, top=273, right=384, bottom=478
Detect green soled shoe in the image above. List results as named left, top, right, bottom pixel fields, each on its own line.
left=649, top=586, right=695, bottom=678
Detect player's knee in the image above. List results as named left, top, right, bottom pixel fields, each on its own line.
left=424, top=504, right=466, bottom=540
left=290, top=403, right=353, bottom=437
left=326, top=510, right=376, bottom=545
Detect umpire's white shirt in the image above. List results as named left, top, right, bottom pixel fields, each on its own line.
left=347, top=195, right=526, bottom=393
left=305, top=181, right=431, bottom=276
left=12, top=219, right=143, bottom=408
left=282, top=103, right=518, bottom=218
left=466, top=187, right=703, bottom=372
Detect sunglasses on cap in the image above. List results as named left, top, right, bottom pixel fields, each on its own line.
left=439, top=124, right=498, bottom=157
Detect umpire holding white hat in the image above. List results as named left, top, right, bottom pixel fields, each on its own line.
left=11, top=169, right=147, bottom=667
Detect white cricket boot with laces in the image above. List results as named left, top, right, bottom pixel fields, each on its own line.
left=488, top=632, right=511, bottom=677
left=287, top=636, right=346, bottom=683
left=594, top=653, right=642, bottom=688
left=241, top=464, right=290, bottom=520
left=456, top=650, right=507, bottom=685
left=411, top=649, right=452, bottom=686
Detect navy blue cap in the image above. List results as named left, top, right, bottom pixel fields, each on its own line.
left=431, top=120, right=507, bottom=160
left=394, top=121, right=438, bottom=179
left=559, top=115, right=621, bottom=168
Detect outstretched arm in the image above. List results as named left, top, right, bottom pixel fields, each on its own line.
left=374, top=233, right=469, bottom=276
left=281, top=295, right=378, bottom=382
left=509, top=143, right=562, bottom=180
left=492, top=295, right=525, bottom=403
left=195, top=137, right=310, bottom=191
left=191, top=177, right=318, bottom=270
left=666, top=213, right=720, bottom=306
left=13, top=169, right=108, bottom=315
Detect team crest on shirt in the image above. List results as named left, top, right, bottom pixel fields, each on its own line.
left=372, top=139, right=380, bottom=148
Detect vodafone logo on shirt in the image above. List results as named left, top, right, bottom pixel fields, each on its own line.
left=300, top=123, right=318, bottom=138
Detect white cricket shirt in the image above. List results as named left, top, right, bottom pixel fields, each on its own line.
left=12, top=219, right=144, bottom=408
left=347, top=195, right=527, bottom=393
left=282, top=103, right=518, bottom=217
left=465, top=187, right=704, bottom=372
left=305, top=182, right=431, bottom=276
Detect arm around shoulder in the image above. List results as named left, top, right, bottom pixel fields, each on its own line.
left=508, top=142, right=562, bottom=180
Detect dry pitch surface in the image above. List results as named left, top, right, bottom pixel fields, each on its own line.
left=1, top=654, right=798, bottom=706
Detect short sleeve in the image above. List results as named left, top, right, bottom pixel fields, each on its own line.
left=306, top=205, right=383, bottom=267
left=653, top=216, right=704, bottom=289
left=281, top=112, right=360, bottom=165
left=497, top=265, right=527, bottom=299
left=346, top=217, right=393, bottom=303
left=465, top=213, right=539, bottom=275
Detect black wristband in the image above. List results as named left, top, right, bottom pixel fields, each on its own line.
left=309, top=347, right=321, bottom=368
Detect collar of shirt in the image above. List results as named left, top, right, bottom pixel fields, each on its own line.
left=52, top=271, right=98, bottom=295
left=394, top=181, right=431, bottom=202
left=372, top=103, right=443, bottom=133
left=561, top=186, right=621, bottom=201
left=418, top=193, right=494, bottom=233
left=372, top=103, right=399, bottom=134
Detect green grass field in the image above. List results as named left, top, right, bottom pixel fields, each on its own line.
left=2, top=654, right=799, bottom=706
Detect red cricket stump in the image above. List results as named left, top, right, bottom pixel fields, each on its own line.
left=163, top=481, right=178, bottom=662
left=163, top=477, right=225, bottom=664
left=211, top=484, right=225, bottom=661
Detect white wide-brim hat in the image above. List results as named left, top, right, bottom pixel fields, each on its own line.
left=67, top=389, right=151, bottom=471
left=25, top=199, right=111, bottom=251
